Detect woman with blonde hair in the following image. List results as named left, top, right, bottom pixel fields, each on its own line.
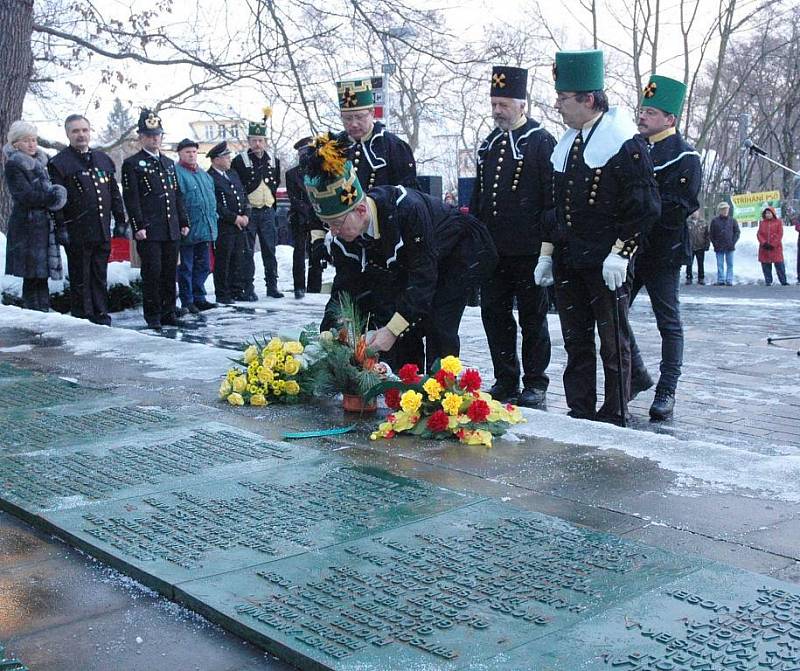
left=3, top=120, right=67, bottom=310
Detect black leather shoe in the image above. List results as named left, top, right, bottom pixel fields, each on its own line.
left=517, top=387, right=547, bottom=409
left=650, top=389, right=675, bottom=421
left=217, top=297, right=235, bottom=305
left=146, top=320, right=162, bottom=331
left=90, top=314, right=112, bottom=326
left=267, top=288, right=285, bottom=298
left=186, top=304, right=201, bottom=314
left=630, top=368, right=654, bottom=399
left=294, top=289, right=305, bottom=300
left=161, top=312, right=180, bottom=327
left=242, top=292, right=259, bottom=302
left=195, top=300, right=217, bottom=311
left=488, top=383, right=519, bottom=403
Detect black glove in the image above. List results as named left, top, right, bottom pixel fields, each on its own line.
left=761, top=243, right=773, bottom=251
left=113, top=220, right=130, bottom=239
left=55, top=225, right=70, bottom=247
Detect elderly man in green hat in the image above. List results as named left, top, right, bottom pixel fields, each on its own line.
left=533, top=50, right=661, bottom=426
left=315, top=79, right=421, bottom=356
left=628, top=75, right=702, bottom=421
left=303, top=134, right=496, bottom=368
left=231, top=109, right=283, bottom=300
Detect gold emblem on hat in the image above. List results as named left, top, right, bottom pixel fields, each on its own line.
left=340, top=184, right=357, bottom=205
left=492, top=73, right=507, bottom=88
left=342, top=88, right=358, bottom=108
left=643, top=82, right=657, bottom=98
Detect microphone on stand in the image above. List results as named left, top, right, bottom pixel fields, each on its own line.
left=743, top=139, right=767, bottom=156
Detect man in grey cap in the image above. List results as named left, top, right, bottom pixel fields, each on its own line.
left=175, top=138, right=217, bottom=314
left=208, top=141, right=251, bottom=304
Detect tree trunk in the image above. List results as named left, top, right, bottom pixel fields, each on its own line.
left=0, top=0, right=34, bottom=234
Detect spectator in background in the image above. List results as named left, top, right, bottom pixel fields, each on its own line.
left=789, top=208, right=800, bottom=284
left=3, top=120, right=67, bottom=312
left=757, top=206, right=788, bottom=286
left=685, top=209, right=709, bottom=285
left=709, top=202, right=739, bottom=286
left=174, top=138, right=218, bottom=313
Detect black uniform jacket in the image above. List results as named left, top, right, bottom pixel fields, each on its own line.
left=285, top=165, right=320, bottom=234
left=48, top=147, right=125, bottom=244
left=542, top=130, right=661, bottom=269
left=360, top=185, right=496, bottom=330
left=639, top=130, right=702, bottom=268
left=122, top=150, right=188, bottom=240
left=231, top=150, right=280, bottom=207
left=342, top=121, right=418, bottom=191
left=208, top=167, right=251, bottom=231
left=470, top=118, right=556, bottom=256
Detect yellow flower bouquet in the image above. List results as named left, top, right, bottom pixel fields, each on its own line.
left=366, top=356, right=525, bottom=447
left=219, top=330, right=321, bottom=407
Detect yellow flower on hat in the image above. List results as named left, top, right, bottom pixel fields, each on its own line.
left=440, top=356, right=462, bottom=376
left=243, top=345, right=259, bottom=364
left=227, top=392, right=244, bottom=406
left=285, top=380, right=300, bottom=395
left=400, top=390, right=423, bottom=414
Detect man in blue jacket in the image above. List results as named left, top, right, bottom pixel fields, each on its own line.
left=175, top=138, right=218, bottom=314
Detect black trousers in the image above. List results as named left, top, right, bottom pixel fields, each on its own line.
left=480, top=255, right=551, bottom=391
left=214, top=226, right=249, bottom=302
left=238, top=207, right=278, bottom=294
left=290, top=224, right=322, bottom=292
left=66, top=240, right=110, bottom=321
left=686, top=250, right=705, bottom=281
left=21, top=277, right=50, bottom=312
left=137, top=239, right=179, bottom=324
left=554, top=263, right=631, bottom=422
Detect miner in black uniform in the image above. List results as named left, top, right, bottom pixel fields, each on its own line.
left=208, top=141, right=251, bottom=305
left=49, top=114, right=127, bottom=326
left=303, top=136, right=496, bottom=367
left=470, top=66, right=555, bottom=408
left=534, top=51, right=660, bottom=425
left=122, top=109, right=189, bottom=330
left=231, top=109, right=283, bottom=300
left=285, top=137, right=323, bottom=299
left=628, top=75, right=702, bottom=421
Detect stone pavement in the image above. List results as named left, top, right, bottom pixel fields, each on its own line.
left=0, top=282, right=799, bottom=670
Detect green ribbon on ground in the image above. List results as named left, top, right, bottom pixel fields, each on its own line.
left=282, top=425, right=357, bottom=440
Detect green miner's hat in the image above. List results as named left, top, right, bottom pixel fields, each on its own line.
left=336, top=80, right=374, bottom=111
left=553, top=50, right=604, bottom=92
left=302, top=133, right=365, bottom=220
left=641, top=75, right=687, bottom=116
left=248, top=106, right=272, bottom=137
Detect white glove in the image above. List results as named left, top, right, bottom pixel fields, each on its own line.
left=602, top=252, right=628, bottom=291
left=533, top=255, right=554, bottom=287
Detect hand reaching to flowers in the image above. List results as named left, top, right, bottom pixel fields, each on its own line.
left=365, top=326, right=397, bottom=352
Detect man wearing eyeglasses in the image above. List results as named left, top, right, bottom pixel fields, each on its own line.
left=627, top=75, right=701, bottom=421
left=318, top=79, right=421, bottom=364
left=533, top=50, right=660, bottom=426
left=469, top=66, right=556, bottom=408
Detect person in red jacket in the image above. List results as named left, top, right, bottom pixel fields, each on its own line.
left=757, top=206, right=788, bottom=286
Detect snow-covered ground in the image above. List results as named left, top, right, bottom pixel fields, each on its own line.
left=1, top=226, right=798, bottom=299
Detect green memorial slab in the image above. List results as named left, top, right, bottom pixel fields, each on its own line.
left=0, top=423, right=308, bottom=515
left=0, top=403, right=177, bottom=454
left=44, top=458, right=477, bottom=595
left=175, top=501, right=699, bottom=670
left=0, top=374, right=105, bottom=412
left=483, top=567, right=800, bottom=670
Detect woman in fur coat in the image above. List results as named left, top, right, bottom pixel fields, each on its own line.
left=3, top=120, right=67, bottom=311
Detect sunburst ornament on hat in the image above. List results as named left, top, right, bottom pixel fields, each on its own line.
left=248, top=105, right=272, bottom=138
left=302, top=132, right=365, bottom=220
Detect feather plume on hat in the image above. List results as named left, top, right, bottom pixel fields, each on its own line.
left=300, top=132, right=349, bottom=180
left=262, top=106, right=272, bottom=123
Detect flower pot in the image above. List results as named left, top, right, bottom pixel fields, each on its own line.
left=342, top=393, right=377, bottom=413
